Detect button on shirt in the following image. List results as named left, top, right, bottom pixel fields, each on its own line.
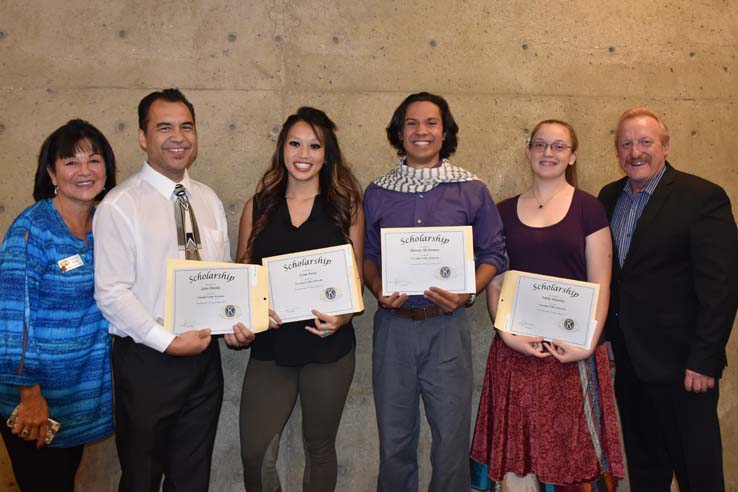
left=364, top=179, right=507, bottom=307
left=93, top=162, right=230, bottom=352
left=610, top=164, right=667, bottom=267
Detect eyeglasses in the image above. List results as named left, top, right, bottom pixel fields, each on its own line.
left=528, top=140, right=572, bottom=153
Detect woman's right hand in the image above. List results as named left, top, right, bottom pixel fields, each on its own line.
left=13, top=385, right=49, bottom=447
left=497, top=331, right=551, bottom=358
left=224, top=322, right=256, bottom=349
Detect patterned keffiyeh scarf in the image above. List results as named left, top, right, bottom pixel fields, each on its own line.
left=372, top=158, right=480, bottom=193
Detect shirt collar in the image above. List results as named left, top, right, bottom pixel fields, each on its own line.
left=623, top=163, right=667, bottom=198
left=140, top=161, right=192, bottom=199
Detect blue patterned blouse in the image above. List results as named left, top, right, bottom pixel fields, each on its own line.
left=0, top=199, right=113, bottom=447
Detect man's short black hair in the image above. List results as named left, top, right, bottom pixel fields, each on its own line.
left=138, top=88, right=196, bottom=133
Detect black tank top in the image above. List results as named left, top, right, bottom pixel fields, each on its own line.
left=249, top=194, right=355, bottom=365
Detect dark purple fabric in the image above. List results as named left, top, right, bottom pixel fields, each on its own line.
left=497, top=188, right=609, bottom=281
left=363, top=179, right=507, bottom=307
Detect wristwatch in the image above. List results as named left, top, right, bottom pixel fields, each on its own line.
left=465, top=293, right=477, bottom=308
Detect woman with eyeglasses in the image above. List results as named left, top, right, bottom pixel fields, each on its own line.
left=470, top=120, right=624, bottom=491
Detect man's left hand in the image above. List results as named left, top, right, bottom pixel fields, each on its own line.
left=684, top=368, right=715, bottom=393
left=424, top=287, right=469, bottom=314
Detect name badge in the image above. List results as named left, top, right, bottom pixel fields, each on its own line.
left=58, top=254, right=84, bottom=272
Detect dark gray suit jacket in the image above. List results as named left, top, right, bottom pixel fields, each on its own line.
left=598, top=163, right=738, bottom=382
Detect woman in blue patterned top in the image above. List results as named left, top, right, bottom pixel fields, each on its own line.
left=0, top=119, right=117, bottom=492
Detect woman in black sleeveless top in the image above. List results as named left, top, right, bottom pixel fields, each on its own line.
left=228, top=107, right=363, bottom=491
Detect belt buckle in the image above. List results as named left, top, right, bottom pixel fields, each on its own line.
left=411, top=306, right=429, bottom=321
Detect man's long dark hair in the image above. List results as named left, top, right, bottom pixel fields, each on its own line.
left=386, top=92, right=459, bottom=159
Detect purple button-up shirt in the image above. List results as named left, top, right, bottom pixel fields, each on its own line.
left=364, top=179, right=507, bottom=307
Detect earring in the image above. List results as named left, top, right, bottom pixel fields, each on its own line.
left=53, top=185, right=58, bottom=196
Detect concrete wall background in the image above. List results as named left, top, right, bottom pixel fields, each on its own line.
left=1, top=1, right=737, bottom=490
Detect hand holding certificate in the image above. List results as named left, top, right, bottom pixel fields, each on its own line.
left=164, top=260, right=270, bottom=335
left=495, top=270, right=599, bottom=350
left=263, top=244, right=364, bottom=323
left=380, top=226, right=476, bottom=296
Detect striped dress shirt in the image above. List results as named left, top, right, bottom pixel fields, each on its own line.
left=610, top=165, right=667, bottom=267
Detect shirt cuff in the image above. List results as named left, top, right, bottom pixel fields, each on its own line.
left=143, top=324, right=177, bottom=353
left=476, top=256, right=507, bottom=273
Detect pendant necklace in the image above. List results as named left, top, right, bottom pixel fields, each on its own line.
left=532, top=185, right=567, bottom=209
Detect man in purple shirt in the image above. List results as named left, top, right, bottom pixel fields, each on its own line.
left=364, top=92, right=507, bottom=492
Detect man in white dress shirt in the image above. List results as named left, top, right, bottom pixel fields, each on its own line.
left=94, top=89, right=252, bottom=491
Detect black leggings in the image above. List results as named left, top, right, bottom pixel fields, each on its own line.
left=0, top=422, right=83, bottom=492
left=239, top=349, right=355, bottom=492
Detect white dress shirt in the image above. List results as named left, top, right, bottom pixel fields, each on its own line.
left=93, top=162, right=231, bottom=352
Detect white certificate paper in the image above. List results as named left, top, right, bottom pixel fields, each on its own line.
left=165, top=260, right=270, bottom=335
left=262, top=244, right=364, bottom=323
left=495, top=270, right=599, bottom=349
left=380, top=226, right=476, bottom=296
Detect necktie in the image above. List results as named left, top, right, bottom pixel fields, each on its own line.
left=173, top=183, right=202, bottom=260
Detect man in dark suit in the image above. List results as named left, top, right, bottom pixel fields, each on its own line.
left=598, top=107, right=737, bottom=492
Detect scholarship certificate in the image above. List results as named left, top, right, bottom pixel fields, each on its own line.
left=494, top=270, right=599, bottom=350
left=380, top=226, right=476, bottom=296
left=262, top=244, right=364, bottom=323
left=164, top=260, right=270, bottom=335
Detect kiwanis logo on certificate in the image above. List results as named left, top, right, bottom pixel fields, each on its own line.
left=221, top=304, right=242, bottom=319
left=560, top=318, right=576, bottom=332
left=433, top=265, right=456, bottom=280
left=321, top=287, right=342, bottom=301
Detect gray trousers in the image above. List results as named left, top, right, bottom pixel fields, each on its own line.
left=372, top=307, right=473, bottom=492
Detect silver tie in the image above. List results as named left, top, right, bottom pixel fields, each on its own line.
left=173, top=183, right=202, bottom=260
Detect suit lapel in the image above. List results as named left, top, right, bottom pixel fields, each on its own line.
left=622, top=164, right=675, bottom=270
left=604, top=177, right=628, bottom=220
left=604, top=177, right=628, bottom=275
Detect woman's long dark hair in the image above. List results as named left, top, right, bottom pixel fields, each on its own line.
left=248, top=107, right=361, bottom=256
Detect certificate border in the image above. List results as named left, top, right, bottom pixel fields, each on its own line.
left=264, top=246, right=356, bottom=323
left=509, top=273, right=597, bottom=348
left=171, top=265, right=253, bottom=334
left=381, top=228, right=471, bottom=295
